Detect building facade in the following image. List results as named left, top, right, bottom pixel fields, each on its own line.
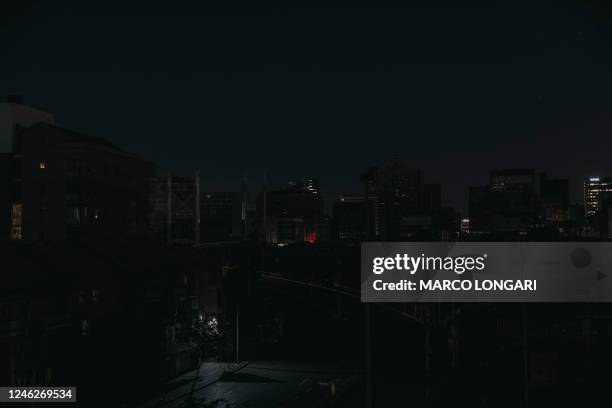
left=5, top=120, right=154, bottom=242
left=539, top=173, right=569, bottom=225
left=490, top=169, right=536, bottom=232
left=149, top=174, right=200, bottom=245
left=360, top=161, right=442, bottom=240
left=584, top=177, right=612, bottom=218
left=199, top=192, right=241, bottom=243
left=583, top=176, right=612, bottom=235
left=332, top=195, right=371, bottom=241
left=257, top=183, right=323, bottom=244
left=0, top=95, right=55, bottom=153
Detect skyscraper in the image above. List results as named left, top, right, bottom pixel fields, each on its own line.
left=257, top=182, right=323, bottom=244
left=332, top=195, right=372, bottom=241
left=288, top=178, right=320, bottom=195
left=539, top=173, right=569, bottom=225
left=584, top=177, right=612, bottom=218
left=583, top=176, right=612, bottom=235
left=199, top=192, right=242, bottom=242
left=149, top=174, right=200, bottom=245
left=361, top=161, right=424, bottom=240
left=490, top=169, right=536, bottom=232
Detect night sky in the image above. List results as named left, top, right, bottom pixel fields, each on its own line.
left=2, top=2, right=612, bottom=213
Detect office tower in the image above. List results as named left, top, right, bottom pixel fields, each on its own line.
left=257, top=183, right=323, bottom=245
left=149, top=174, right=200, bottom=245
left=361, top=161, right=424, bottom=240
left=199, top=192, right=242, bottom=242
left=584, top=177, right=612, bottom=218
left=288, top=178, right=320, bottom=195
left=490, top=169, right=536, bottom=232
left=538, top=173, right=569, bottom=224
left=333, top=195, right=372, bottom=241
left=583, top=176, right=612, bottom=235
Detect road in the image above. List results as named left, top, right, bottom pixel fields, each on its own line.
left=145, top=361, right=363, bottom=408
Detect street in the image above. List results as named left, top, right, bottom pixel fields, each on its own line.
left=143, top=361, right=363, bottom=408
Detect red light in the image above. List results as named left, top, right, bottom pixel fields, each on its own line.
left=304, top=231, right=317, bottom=243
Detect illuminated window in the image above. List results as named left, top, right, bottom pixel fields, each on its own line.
left=10, top=204, right=22, bottom=240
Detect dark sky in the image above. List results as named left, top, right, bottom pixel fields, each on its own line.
left=2, top=2, right=612, bottom=213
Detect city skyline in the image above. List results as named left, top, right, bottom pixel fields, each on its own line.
left=5, top=97, right=608, bottom=246
left=2, top=3, right=612, bottom=212
left=2, top=94, right=607, bottom=218
left=4, top=4, right=612, bottom=406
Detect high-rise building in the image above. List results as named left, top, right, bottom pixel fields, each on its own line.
left=538, top=173, right=569, bottom=224
left=332, top=195, right=372, bottom=241
left=4, top=117, right=155, bottom=242
left=490, top=169, right=536, bottom=232
left=257, top=183, right=323, bottom=244
left=149, top=174, right=200, bottom=245
left=583, top=176, right=612, bottom=235
left=199, top=192, right=241, bottom=242
left=288, top=178, right=320, bottom=195
left=584, top=177, right=612, bottom=218
left=361, top=161, right=424, bottom=240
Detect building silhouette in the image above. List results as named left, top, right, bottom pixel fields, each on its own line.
left=257, top=181, right=323, bottom=244
left=149, top=173, right=200, bottom=245
left=1, top=98, right=154, bottom=242
left=0, top=95, right=55, bottom=152
left=360, top=161, right=443, bottom=240
left=199, top=192, right=242, bottom=242
left=490, top=169, right=536, bottom=233
left=288, top=178, right=320, bottom=195
left=583, top=176, right=612, bottom=236
left=332, top=195, right=372, bottom=241
left=538, top=173, right=569, bottom=225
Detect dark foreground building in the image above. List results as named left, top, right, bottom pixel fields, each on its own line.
left=1, top=99, right=155, bottom=242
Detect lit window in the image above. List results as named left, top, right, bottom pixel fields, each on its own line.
left=10, top=204, right=22, bottom=240
left=39, top=162, right=47, bottom=169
